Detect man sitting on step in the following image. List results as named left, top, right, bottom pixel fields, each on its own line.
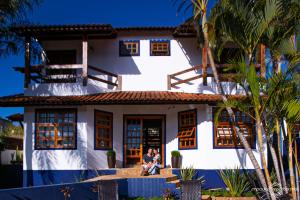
left=148, top=148, right=161, bottom=175
left=140, top=148, right=153, bottom=176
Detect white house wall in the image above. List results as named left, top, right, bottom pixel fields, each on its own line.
left=24, top=105, right=265, bottom=171
left=26, top=33, right=242, bottom=96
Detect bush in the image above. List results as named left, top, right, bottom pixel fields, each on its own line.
left=106, top=150, right=116, bottom=157
left=171, top=150, right=180, bottom=157
left=219, top=167, right=251, bottom=197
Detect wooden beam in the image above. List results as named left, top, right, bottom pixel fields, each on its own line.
left=88, top=65, right=118, bottom=77
left=87, top=75, right=118, bottom=86
left=169, top=66, right=202, bottom=78
left=202, top=44, right=208, bottom=86
left=24, top=36, right=31, bottom=88
left=171, top=75, right=202, bottom=87
left=260, top=44, right=266, bottom=78
left=117, top=75, right=122, bottom=90
left=167, top=75, right=171, bottom=90
left=82, top=35, right=88, bottom=86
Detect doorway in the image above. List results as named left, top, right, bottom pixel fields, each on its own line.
left=124, top=115, right=165, bottom=167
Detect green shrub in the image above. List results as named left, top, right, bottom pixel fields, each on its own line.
left=106, top=150, right=116, bottom=157
left=171, top=150, right=180, bottom=157
left=219, top=167, right=251, bottom=197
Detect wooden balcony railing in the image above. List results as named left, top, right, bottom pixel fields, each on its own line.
left=87, top=65, right=122, bottom=90
left=14, top=64, right=122, bottom=90
left=167, top=64, right=262, bottom=90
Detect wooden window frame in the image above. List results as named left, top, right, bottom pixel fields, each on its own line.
left=35, top=108, right=77, bottom=150
left=213, top=108, right=255, bottom=149
left=119, top=40, right=140, bottom=57
left=94, top=110, right=113, bottom=150
left=150, top=40, right=170, bottom=56
left=177, top=109, right=197, bottom=150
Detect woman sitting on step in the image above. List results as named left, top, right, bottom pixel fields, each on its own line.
left=148, top=148, right=161, bottom=175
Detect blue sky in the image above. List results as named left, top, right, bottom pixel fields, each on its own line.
left=0, top=0, right=215, bottom=119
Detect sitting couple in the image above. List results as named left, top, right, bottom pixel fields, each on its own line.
left=141, top=148, right=161, bottom=176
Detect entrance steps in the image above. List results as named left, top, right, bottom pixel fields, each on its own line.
left=116, top=168, right=173, bottom=176
left=85, top=168, right=181, bottom=198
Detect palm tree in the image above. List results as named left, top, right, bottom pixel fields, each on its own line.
left=0, top=0, right=40, bottom=56
left=216, top=61, right=300, bottom=198
left=174, top=0, right=277, bottom=198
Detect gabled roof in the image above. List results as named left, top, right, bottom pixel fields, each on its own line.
left=0, top=91, right=242, bottom=107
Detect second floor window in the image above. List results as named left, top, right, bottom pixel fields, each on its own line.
left=119, top=40, right=140, bottom=56
left=214, top=109, right=255, bottom=148
left=150, top=40, right=170, bottom=56
left=177, top=109, right=197, bottom=149
left=35, top=109, right=77, bottom=150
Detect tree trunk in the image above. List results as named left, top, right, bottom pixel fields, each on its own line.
left=256, top=117, right=277, bottom=200
left=268, top=140, right=283, bottom=192
left=200, top=12, right=272, bottom=199
left=264, top=119, right=283, bottom=192
left=276, top=119, right=288, bottom=190
left=288, top=127, right=297, bottom=199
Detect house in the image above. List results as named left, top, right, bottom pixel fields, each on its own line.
left=0, top=23, right=267, bottom=188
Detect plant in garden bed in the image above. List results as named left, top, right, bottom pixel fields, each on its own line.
left=219, top=168, right=251, bottom=197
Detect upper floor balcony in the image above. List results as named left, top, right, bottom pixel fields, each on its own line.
left=14, top=24, right=266, bottom=96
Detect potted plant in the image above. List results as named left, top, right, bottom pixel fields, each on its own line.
left=171, top=150, right=181, bottom=168
left=180, top=166, right=205, bottom=199
left=106, top=150, right=116, bottom=168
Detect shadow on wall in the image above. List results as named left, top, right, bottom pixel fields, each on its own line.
left=88, top=40, right=141, bottom=76
left=176, top=38, right=201, bottom=67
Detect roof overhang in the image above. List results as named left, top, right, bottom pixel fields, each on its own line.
left=0, top=91, right=244, bottom=107
left=12, top=23, right=197, bottom=40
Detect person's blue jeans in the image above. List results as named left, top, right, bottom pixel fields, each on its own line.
left=148, top=163, right=161, bottom=175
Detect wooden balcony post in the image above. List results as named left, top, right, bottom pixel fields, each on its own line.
left=117, top=75, right=122, bottom=90
left=167, top=74, right=171, bottom=90
left=260, top=44, right=266, bottom=78
left=82, top=35, right=88, bottom=86
left=24, top=36, right=31, bottom=88
left=202, top=44, right=208, bottom=86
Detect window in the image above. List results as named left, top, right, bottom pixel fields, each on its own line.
left=214, top=109, right=255, bottom=148
left=177, top=109, right=197, bottom=149
left=35, top=109, right=77, bottom=149
left=95, top=110, right=113, bottom=150
left=119, top=40, right=140, bottom=56
left=150, top=40, right=170, bottom=56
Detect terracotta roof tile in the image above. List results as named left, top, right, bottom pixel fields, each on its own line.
left=0, top=91, right=243, bottom=107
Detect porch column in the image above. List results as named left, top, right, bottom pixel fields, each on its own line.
left=82, top=35, right=88, bottom=86
left=260, top=44, right=266, bottom=78
left=24, top=36, right=31, bottom=88
left=202, top=44, right=208, bottom=86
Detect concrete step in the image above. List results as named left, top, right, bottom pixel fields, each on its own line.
left=116, top=168, right=173, bottom=176
left=165, top=175, right=179, bottom=182
left=169, top=179, right=181, bottom=188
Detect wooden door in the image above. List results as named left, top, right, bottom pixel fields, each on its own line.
left=124, top=116, right=164, bottom=167
left=124, top=118, right=143, bottom=167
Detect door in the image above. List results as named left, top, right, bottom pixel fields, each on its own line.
left=124, top=116, right=164, bottom=167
